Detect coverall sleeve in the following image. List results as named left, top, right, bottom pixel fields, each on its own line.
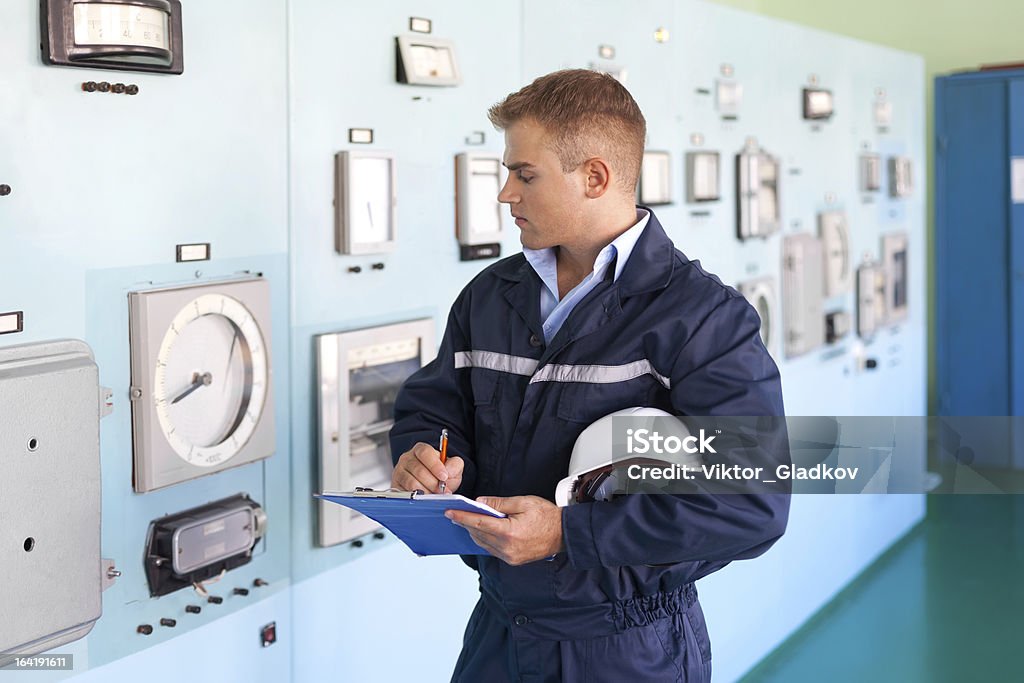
left=561, top=294, right=791, bottom=570
left=389, top=289, right=479, bottom=499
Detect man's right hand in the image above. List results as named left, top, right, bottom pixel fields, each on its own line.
left=392, top=442, right=464, bottom=494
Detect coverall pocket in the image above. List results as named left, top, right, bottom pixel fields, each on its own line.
left=470, top=370, right=502, bottom=487
left=555, top=381, right=656, bottom=424
left=558, top=619, right=685, bottom=682
left=470, top=368, right=499, bottom=405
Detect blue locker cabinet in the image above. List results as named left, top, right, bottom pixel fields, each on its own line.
left=936, top=68, right=1024, bottom=471
left=936, top=68, right=1024, bottom=419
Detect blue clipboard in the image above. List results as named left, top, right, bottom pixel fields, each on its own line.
left=315, top=489, right=506, bottom=556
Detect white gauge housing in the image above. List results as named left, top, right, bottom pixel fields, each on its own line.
left=737, top=142, right=781, bottom=240
left=738, top=277, right=777, bottom=358
left=860, top=154, right=882, bottom=192
left=716, top=80, right=742, bottom=118
left=819, top=210, right=852, bottom=297
left=316, top=319, right=436, bottom=546
left=129, top=277, right=275, bottom=492
left=686, top=151, right=721, bottom=203
left=335, top=150, right=398, bottom=255
left=455, top=153, right=504, bottom=246
left=889, top=157, right=913, bottom=198
left=396, top=35, right=462, bottom=86
left=783, top=234, right=825, bottom=357
left=638, top=151, right=672, bottom=205
left=857, top=259, right=887, bottom=339
left=803, top=88, right=834, bottom=120
left=874, top=100, right=893, bottom=127
left=882, top=233, right=909, bottom=324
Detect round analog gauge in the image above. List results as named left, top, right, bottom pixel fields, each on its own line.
left=152, top=294, right=268, bottom=467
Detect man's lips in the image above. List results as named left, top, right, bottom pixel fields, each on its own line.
left=513, top=215, right=527, bottom=226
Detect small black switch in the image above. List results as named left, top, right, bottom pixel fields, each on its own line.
left=253, top=578, right=269, bottom=588
left=160, top=618, right=176, bottom=628
left=208, top=595, right=223, bottom=604
left=233, top=587, right=250, bottom=596
left=137, top=624, right=153, bottom=635
left=185, top=605, right=201, bottom=614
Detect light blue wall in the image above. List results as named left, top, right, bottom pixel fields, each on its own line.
left=0, top=1, right=924, bottom=681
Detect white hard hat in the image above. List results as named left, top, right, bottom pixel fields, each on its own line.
left=554, top=407, right=702, bottom=506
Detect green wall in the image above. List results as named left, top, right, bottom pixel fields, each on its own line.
left=708, top=0, right=1024, bottom=413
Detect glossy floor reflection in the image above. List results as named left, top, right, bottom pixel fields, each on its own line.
left=742, top=496, right=1024, bottom=682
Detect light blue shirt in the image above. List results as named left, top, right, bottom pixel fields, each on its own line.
left=523, top=209, right=650, bottom=343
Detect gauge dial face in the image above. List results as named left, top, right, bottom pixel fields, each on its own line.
left=153, top=294, right=268, bottom=467
left=409, top=43, right=455, bottom=79
left=73, top=3, right=170, bottom=50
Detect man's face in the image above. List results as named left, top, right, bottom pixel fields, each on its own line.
left=498, top=119, right=587, bottom=250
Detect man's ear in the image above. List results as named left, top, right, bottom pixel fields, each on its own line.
left=581, top=157, right=613, bottom=199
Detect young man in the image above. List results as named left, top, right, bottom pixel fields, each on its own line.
left=390, top=70, right=788, bottom=682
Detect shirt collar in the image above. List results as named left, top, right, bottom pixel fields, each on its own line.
left=523, top=208, right=651, bottom=285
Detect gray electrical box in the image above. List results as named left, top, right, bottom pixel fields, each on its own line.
left=0, top=340, right=102, bottom=665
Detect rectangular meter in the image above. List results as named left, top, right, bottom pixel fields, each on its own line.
left=889, top=157, right=913, bottom=198
left=737, top=143, right=781, bottom=240
left=783, top=234, right=825, bottom=357
left=860, top=154, right=882, bottom=192
left=686, top=151, right=720, bottom=203
left=456, top=153, right=504, bottom=259
left=882, top=233, right=909, bottom=324
left=716, top=80, right=742, bottom=118
left=857, top=259, right=886, bottom=338
left=818, top=210, right=851, bottom=297
left=316, top=319, right=436, bottom=546
left=803, top=88, right=834, bottom=120
left=638, top=151, right=672, bottom=205
left=335, top=151, right=397, bottom=255
left=396, top=35, right=461, bottom=86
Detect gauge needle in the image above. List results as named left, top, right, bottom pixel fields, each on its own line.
left=171, top=371, right=213, bottom=405
left=222, top=329, right=239, bottom=394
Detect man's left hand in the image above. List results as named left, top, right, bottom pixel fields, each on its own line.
left=446, top=495, right=565, bottom=566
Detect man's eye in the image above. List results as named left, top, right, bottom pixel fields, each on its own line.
left=518, top=173, right=533, bottom=184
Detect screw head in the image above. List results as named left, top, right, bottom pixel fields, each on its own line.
left=0, top=184, right=11, bottom=196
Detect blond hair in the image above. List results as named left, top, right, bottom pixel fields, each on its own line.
left=488, top=69, right=646, bottom=193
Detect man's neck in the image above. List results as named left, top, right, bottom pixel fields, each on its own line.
left=554, top=204, right=639, bottom=298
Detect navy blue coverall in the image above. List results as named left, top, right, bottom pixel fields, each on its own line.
left=390, top=209, right=789, bottom=682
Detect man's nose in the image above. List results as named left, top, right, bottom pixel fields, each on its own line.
left=497, top=176, right=517, bottom=204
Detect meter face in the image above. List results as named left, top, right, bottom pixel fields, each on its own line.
left=73, top=3, right=171, bottom=50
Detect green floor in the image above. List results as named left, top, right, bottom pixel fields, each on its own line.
left=742, top=496, right=1024, bottom=682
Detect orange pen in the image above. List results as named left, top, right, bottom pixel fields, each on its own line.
left=438, top=428, right=449, bottom=493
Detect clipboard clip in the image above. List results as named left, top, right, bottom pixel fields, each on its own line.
left=354, top=486, right=423, bottom=500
